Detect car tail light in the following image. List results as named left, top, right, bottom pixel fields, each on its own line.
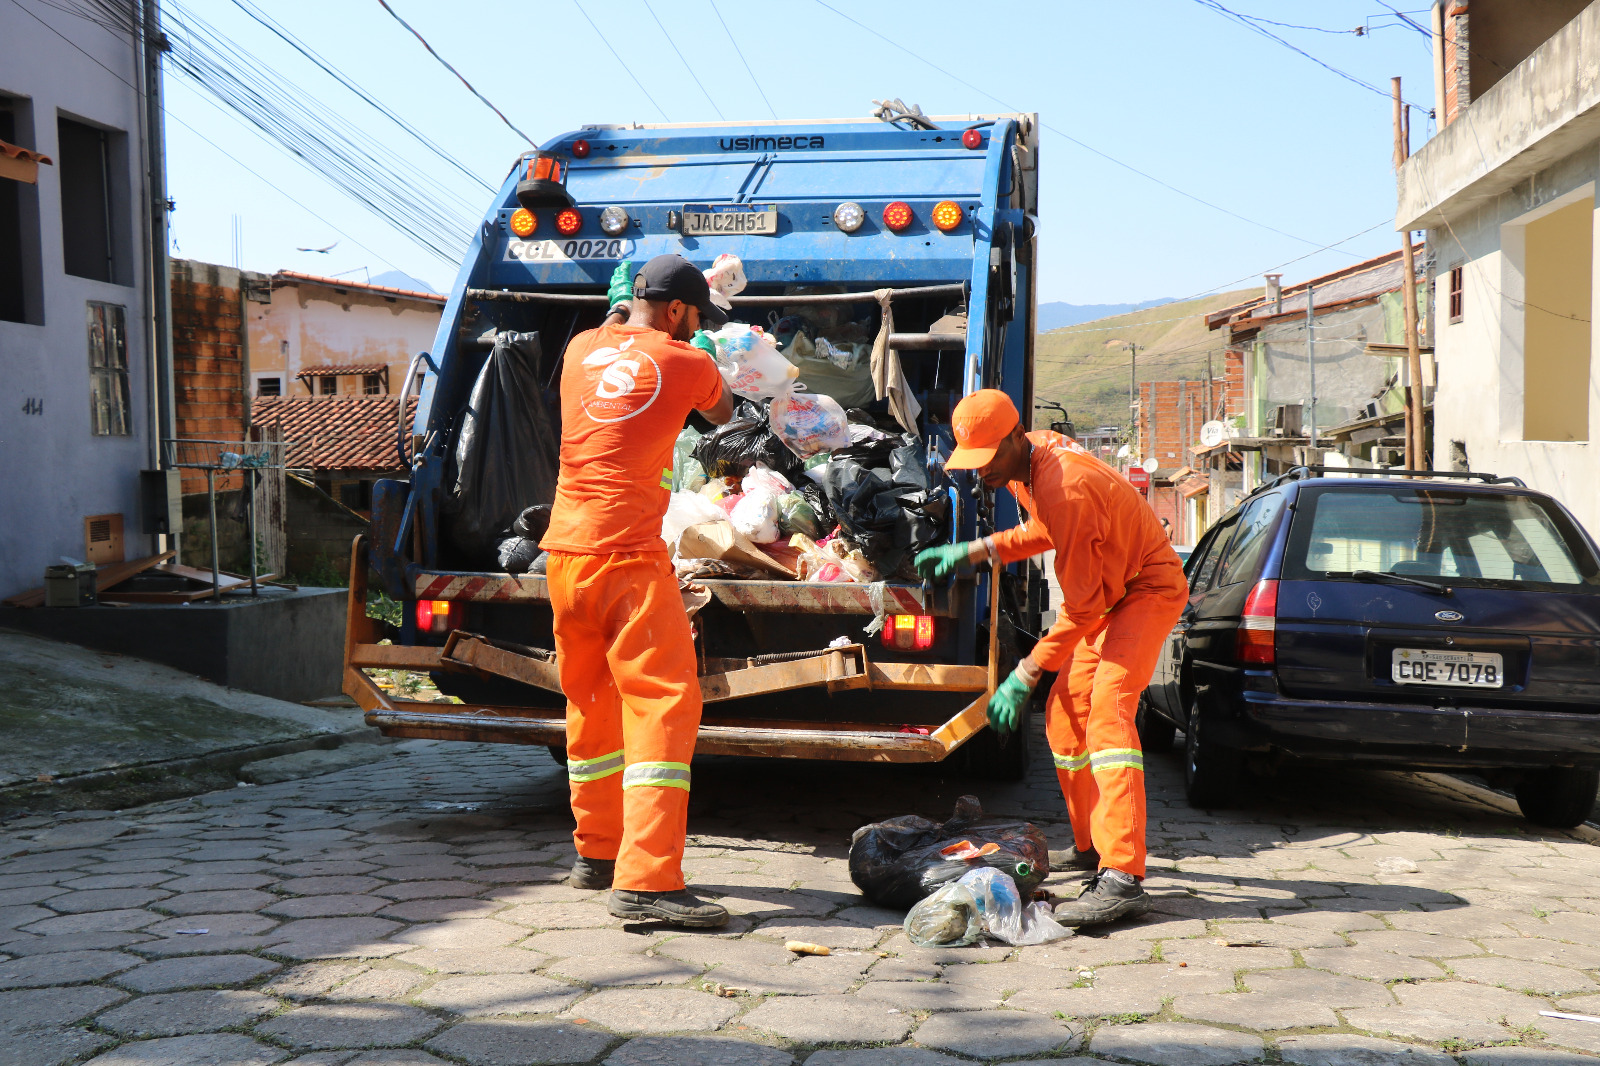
left=571, top=138, right=591, bottom=159
left=508, top=208, right=536, bottom=237
left=1237, top=579, right=1278, bottom=665
left=415, top=599, right=461, bottom=635
left=555, top=208, right=582, bottom=236
left=882, top=201, right=913, bottom=232
left=931, top=200, right=963, bottom=231
left=882, top=614, right=935, bottom=651
left=833, top=201, right=865, bottom=233
left=961, top=127, right=984, bottom=149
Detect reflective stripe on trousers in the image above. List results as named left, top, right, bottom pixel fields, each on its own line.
left=567, top=749, right=625, bottom=783
left=1052, top=750, right=1090, bottom=772
left=622, top=761, right=692, bottom=791
left=1089, top=747, right=1144, bottom=774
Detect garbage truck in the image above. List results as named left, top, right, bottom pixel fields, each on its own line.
left=342, top=109, right=1047, bottom=779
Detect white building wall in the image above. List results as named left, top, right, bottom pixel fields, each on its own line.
left=0, top=6, right=157, bottom=597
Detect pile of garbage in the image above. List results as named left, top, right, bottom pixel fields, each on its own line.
left=849, top=796, right=1073, bottom=948
left=663, top=319, right=950, bottom=584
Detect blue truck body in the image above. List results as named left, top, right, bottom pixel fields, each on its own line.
left=348, top=112, right=1045, bottom=777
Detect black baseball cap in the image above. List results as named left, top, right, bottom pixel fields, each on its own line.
left=631, top=254, right=728, bottom=328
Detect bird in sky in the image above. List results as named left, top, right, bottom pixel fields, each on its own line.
left=296, top=241, right=338, bottom=254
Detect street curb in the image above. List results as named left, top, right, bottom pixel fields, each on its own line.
left=1424, top=772, right=1600, bottom=846
left=0, top=725, right=391, bottom=807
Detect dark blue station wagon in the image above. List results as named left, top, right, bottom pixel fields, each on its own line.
left=1137, top=468, right=1600, bottom=827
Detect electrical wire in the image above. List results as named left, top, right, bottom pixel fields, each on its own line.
left=573, top=0, right=671, bottom=123
left=810, top=0, right=1349, bottom=256
left=373, top=0, right=535, bottom=145
left=1231, top=11, right=1364, bottom=34
left=641, top=0, right=724, bottom=119
left=708, top=0, right=776, bottom=120
left=227, top=0, right=494, bottom=192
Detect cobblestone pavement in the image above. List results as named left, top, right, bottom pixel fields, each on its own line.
left=6, top=719, right=1600, bottom=1066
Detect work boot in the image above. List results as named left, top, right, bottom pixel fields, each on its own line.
left=567, top=856, right=615, bottom=890
left=1048, top=845, right=1100, bottom=872
left=608, top=889, right=730, bottom=928
left=1052, top=869, right=1152, bottom=927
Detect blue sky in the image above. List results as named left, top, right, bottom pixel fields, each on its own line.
left=153, top=0, right=1436, bottom=302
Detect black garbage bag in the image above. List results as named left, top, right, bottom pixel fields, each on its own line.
left=819, top=437, right=949, bottom=574
left=848, top=795, right=1049, bottom=910
left=796, top=481, right=834, bottom=535
left=692, top=400, right=803, bottom=481
left=497, top=536, right=541, bottom=574
left=445, top=332, right=559, bottom=561
left=513, top=504, right=552, bottom=543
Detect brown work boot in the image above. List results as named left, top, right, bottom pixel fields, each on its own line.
left=567, top=856, right=614, bottom=890
left=608, top=889, right=729, bottom=928
left=1052, top=869, right=1152, bottom=927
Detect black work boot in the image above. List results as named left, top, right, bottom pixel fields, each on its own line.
left=1052, top=869, right=1152, bottom=927
left=567, top=856, right=615, bottom=890
left=609, top=888, right=730, bottom=928
left=1048, top=845, right=1100, bottom=872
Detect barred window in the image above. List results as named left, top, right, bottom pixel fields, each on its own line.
left=87, top=301, right=130, bottom=435
left=362, top=373, right=382, bottom=395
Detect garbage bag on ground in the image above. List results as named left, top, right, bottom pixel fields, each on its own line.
left=662, top=491, right=727, bottom=552
left=956, top=867, right=1072, bottom=945
left=770, top=385, right=849, bottom=458
left=730, top=488, right=781, bottom=543
left=444, top=331, right=560, bottom=561
left=848, top=795, right=1049, bottom=910
left=707, top=323, right=798, bottom=400
left=904, top=881, right=983, bottom=948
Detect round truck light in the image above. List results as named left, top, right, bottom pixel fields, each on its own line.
left=508, top=208, right=536, bottom=238
left=599, top=206, right=630, bottom=236
left=961, top=127, right=984, bottom=150
left=882, top=201, right=914, bottom=232
left=931, top=201, right=964, bottom=232
left=832, top=201, right=865, bottom=233
left=571, top=138, right=591, bottom=159
left=555, top=208, right=583, bottom=236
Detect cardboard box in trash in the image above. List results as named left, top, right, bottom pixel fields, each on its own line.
left=677, top=521, right=795, bottom=578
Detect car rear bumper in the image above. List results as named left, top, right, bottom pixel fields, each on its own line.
left=1226, top=688, right=1600, bottom=768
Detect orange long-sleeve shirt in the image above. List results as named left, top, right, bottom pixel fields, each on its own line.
left=991, top=432, right=1185, bottom=672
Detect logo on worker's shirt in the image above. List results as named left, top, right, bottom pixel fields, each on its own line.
left=579, top=336, right=662, bottom=423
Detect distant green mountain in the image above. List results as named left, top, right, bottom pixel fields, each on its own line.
left=1032, top=289, right=1255, bottom=434
left=1036, top=299, right=1175, bottom=331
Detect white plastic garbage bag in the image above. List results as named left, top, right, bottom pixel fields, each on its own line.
left=741, top=463, right=793, bottom=497
left=729, top=487, right=781, bottom=543
left=769, top=384, right=848, bottom=457
left=662, top=491, right=727, bottom=552
left=704, top=253, right=747, bottom=315
left=708, top=323, right=798, bottom=400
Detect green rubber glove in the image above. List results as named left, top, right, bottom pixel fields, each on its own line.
left=987, top=669, right=1035, bottom=735
left=691, top=329, right=718, bottom=359
left=914, top=542, right=973, bottom=582
left=607, top=259, right=634, bottom=312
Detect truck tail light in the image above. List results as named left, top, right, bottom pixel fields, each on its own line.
left=599, top=206, right=630, bottom=235
left=882, top=201, right=913, bottom=232
left=508, top=208, right=536, bottom=237
left=882, top=614, right=935, bottom=651
left=931, top=200, right=963, bottom=231
left=833, top=201, right=865, bottom=233
left=961, top=127, right=984, bottom=149
left=555, top=208, right=582, bottom=236
left=571, top=138, right=591, bottom=158
left=1237, top=580, right=1277, bottom=665
left=415, top=599, right=461, bottom=635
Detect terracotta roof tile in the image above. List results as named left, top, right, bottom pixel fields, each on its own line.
left=251, top=395, right=416, bottom=472
left=296, top=363, right=388, bottom=378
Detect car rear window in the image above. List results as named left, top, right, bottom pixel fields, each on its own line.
left=1283, top=486, right=1600, bottom=591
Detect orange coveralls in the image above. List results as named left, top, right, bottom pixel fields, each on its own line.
left=542, top=323, right=724, bottom=893
left=991, top=432, right=1187, bottom=879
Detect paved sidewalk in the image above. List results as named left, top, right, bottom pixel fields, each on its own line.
left=4, top=719, right=1600, bottom=1065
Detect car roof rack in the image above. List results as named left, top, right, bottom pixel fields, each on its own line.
left=1253, top=467, right=1527, bottom=494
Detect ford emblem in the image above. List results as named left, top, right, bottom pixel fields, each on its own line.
left=1435, top=610, right=1464, bottom=622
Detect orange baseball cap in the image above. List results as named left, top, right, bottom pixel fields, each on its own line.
left=945, top=389, right=1020, bottom=470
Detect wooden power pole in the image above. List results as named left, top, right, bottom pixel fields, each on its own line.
left=1393, top=77, right=1428, bottom=471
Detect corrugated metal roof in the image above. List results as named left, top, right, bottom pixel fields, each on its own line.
left=251, top=395, right=416, bottom=472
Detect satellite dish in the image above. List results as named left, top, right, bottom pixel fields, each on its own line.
left=1116, top=444, right=1131, bottom=459
left=1200, top=420, right=1226, bottom=449
left=1141, top=456, right=1160, bottom=474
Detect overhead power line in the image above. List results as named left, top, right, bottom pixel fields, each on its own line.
left=809, top=0, right=1350, bottom=257
left=708, top=0, right=777, bottom=120
left=573, top=0, right=671, bottom=123
left=642, top=0, right=724, bottom=119
left=373, top=0, right=536, bottom=145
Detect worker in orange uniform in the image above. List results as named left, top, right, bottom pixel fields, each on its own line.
left=914, top=390, right=1186, bottom=925
left=541, top=254, right=735, bottom=927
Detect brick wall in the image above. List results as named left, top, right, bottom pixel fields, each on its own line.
left=1139, top=373, right=1235, bottom=544
left=170, top=260, right=260, bottom=494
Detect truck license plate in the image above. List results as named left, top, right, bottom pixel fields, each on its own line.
left=1392, top=648, right=1503, bottom=688
left=680, top=205, right=778, bottom=236
left=504, top=238, right=635, bottom=263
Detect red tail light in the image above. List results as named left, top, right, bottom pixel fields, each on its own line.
left=882, top=614, right=936, bottom=651
left=555, top=208, right=582, bottom=236
left=1236, top=579, right=1278, bottom=665
left=571, top=138, right=591, bottom=159
left=882, top=201, right=914, bottom=232
left=961, top=128, right=984, bottom=150
left=415, top=599, right=460, bottom=635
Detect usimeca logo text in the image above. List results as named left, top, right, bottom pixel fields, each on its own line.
left=719, top=135, right=825, bottom=151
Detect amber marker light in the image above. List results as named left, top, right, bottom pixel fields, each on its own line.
left=508, top=208, right=537, bottom=238
left=555, top=208, right=582, bottom=236
left=932, top=201, right=964, bottom=232
left=882, top=201, right=914, bottom=232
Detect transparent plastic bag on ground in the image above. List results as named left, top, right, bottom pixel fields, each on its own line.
left=904, top=882, right=982, bottom=948
left=708, top=323, right=798, bottom=400
left=953, top=868, right=1071, bottom=945
left=769, top=385, right=849, bottom=458
left=729, top=488, right=780, bottom=543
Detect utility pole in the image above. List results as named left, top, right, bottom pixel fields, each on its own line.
left=1127, top=341, right=1142, bottom=462
left=1306, top=283, right=1318, bottom=452
left=1393, top=76, right=1428, bottom=472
